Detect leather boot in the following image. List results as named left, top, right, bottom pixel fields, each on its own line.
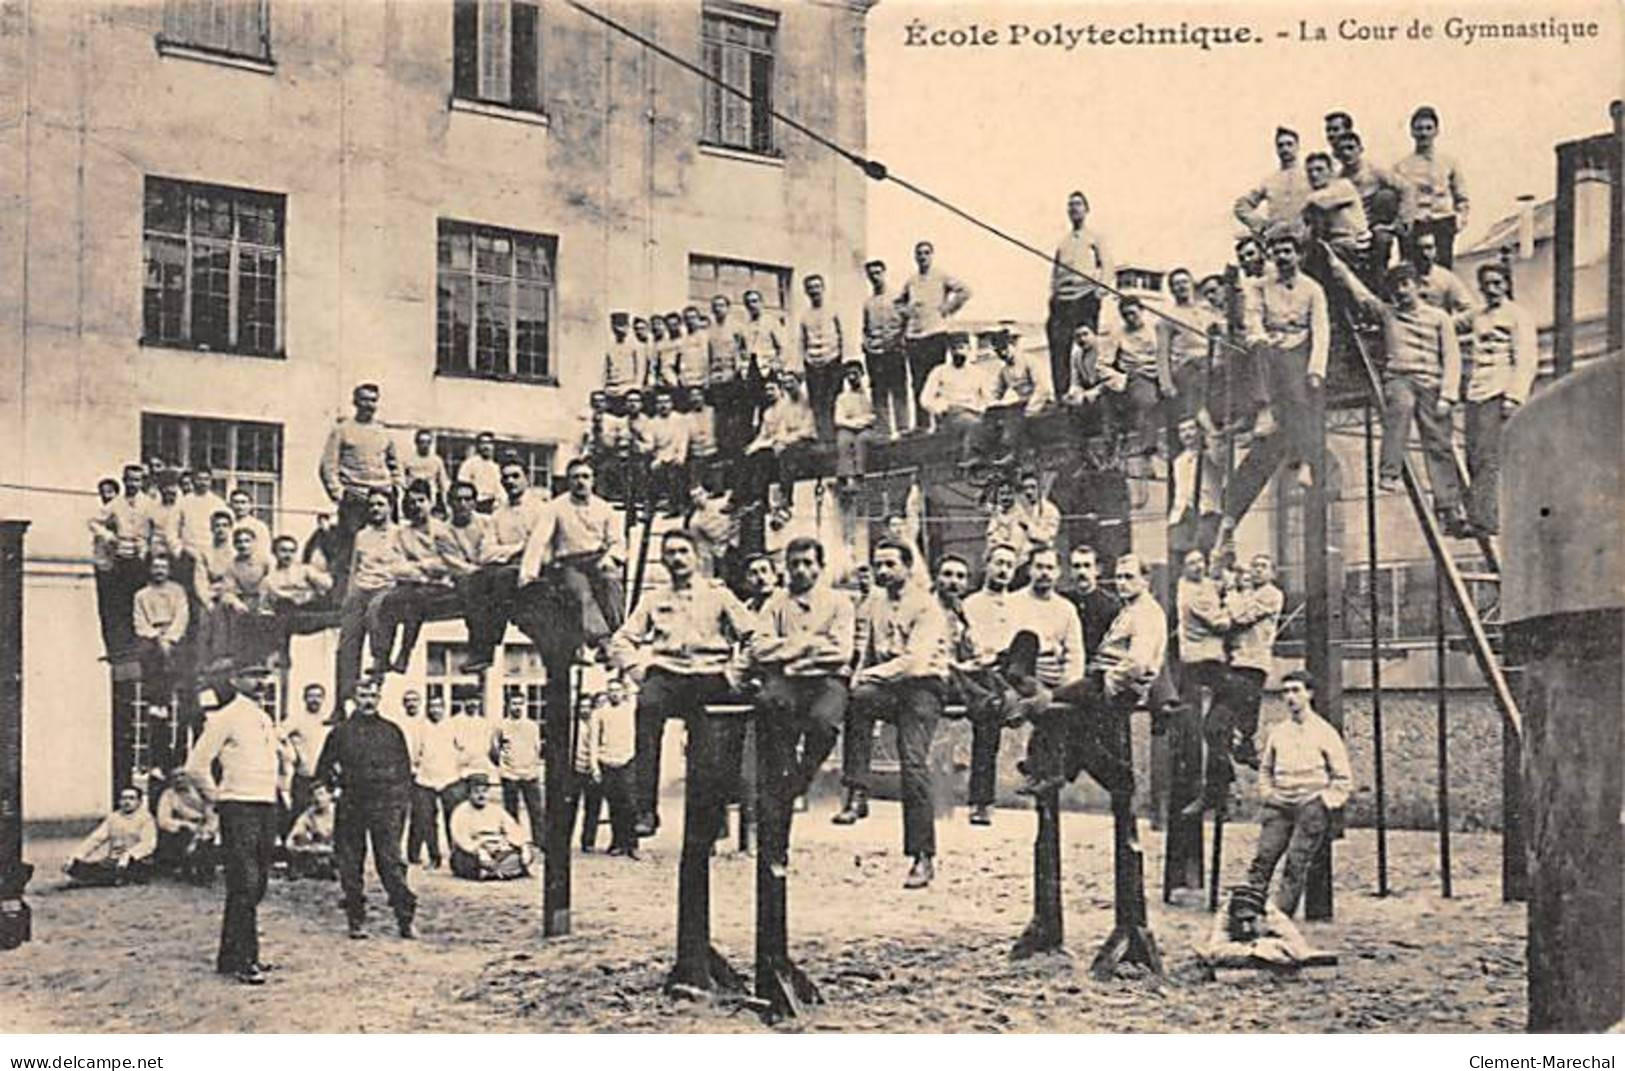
left=831, top=786, right=869, bottom=825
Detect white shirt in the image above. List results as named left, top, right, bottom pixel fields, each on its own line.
left=1013, top=589, right=1086, bottom=687
left=188, top=694, right=286, bottom=805
left=453, top=716, right=499, bottom=780
left=414, top=718, right=463, bottom=791
left=457, top=455, right=504, bottom=503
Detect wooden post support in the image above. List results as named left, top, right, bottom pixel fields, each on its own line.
left=1435, top=573, right=1453, bottom=899
left=541, top=650, right=574, bottom=936
left=1207, top=809, right=1225, bottom=912
left=1302, top=386, right=1344, bottom=923
left=1363, top=403, right=1390, bottom=897
left=753, top=715, right=820, bottom=1021
left=0, top=521, right=33, bottom=950
left=1089, top=717, right=1163, bottom=980
left=1162, top=700, right=1205, bottom=901
left=667, top=712, right=746, bottom=997
left=1011, top=785, right=1066, bottom=960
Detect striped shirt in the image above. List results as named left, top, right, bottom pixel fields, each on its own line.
left=862, top=291, right=906, bottom=356
left=1106, top=321, right=1162, bottom=380
left=1051, top=227, right=1111, bottom=302
left=753, top=584, right=856, bottom=677
left=1464, top=300, right=1538, bottom=404
left=1013, top=589, right=1086, bottom=687
left=1260, top=712, right=1352, bottom=809
left=1234, top=164, right=1311, bottom=233
left=739, top=315, right=787, bottom=376
left=1380, top=302, right=1462, bottom=399
left=707, top=322, right=743, bottom=383
left=899, top=268, right=971, bottom=339
left=962, top=589, right=1021, bottom=664
left=1247, top=272, right=1330, bottom=379
left=1226, top=582, right=1283, bottom=673
left=799, top=306, right=844, bottom=368
left=603, top=340, right=643, bottom=392
left=1393, top=149, right=1468, bottom=223
left=856, top=585, right=948, bottom=683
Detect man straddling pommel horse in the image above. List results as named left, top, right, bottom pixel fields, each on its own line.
left=745, top=536, right=853, bottom=872
left=608, top=529, right=758, bottom=840
left=1018, top=553, right=1168, bottom=797
left=835, top=538, right=949, bottom=889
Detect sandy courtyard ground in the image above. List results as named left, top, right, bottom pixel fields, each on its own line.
left=0, top=800, right=1525, bottom=1033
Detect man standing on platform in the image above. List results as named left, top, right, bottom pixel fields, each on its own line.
left=861, top=259, right=910, bottom=438
left=610, top=530, right=757, bottom=839
left=747, top=537, right=854, bottom=869
left=898, top=241, right=972, bottom=430
left=1459, top=262, right=1538, bottom=539
left=333, top=489, right=404, bottom=705
left=493, top=691, right=544, bottom=853
left=187, top=666, right=290, bottom=986
left=319, top=383, right=400, bottom=596
left=457, top=432, right=504, bottom=515
left=1047, top=190, right=1114, bottom=397
left=798, top=274, right=844, bottom=442
left=835, top=539, right=949, bottom=889
left=1214, top=228, right=1329, bottom=550
left=366, top=479, right=457, bottom=676
left=315, top=676, right=417, bottom=940
left=1234, top=127, right=1310, bottom=237
left=1394, top=106, right=1468, bottom=267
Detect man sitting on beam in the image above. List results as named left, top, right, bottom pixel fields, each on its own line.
left=746, top=536, right=854, bottom=873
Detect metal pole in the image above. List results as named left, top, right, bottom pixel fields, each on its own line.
left=1609, top=100, right=1623, bottom=356
left=1303, top=389, right=1343, bottom=921
left=1553, top=143, right=1577, bottom=379
left=0, top=521, right=34, bottom=948
left=1435, top=570, right=1452, bottom=898
left=1364, top=405, right=1389, bottom=896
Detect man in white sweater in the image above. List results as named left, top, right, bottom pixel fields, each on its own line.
left=1234, top=669, right=1351, bottom=928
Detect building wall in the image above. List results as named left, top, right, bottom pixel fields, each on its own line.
left=0, top=0, right=871, bottom=821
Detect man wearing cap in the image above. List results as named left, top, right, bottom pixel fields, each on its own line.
left=603, top=312, right=642, bottom=401
left=861, top=259, right=910, bottom=437
left=448, top=772, right=535, bottom=880
left=187, top=667, right=292, bottom=986
left=314, top=675, right=417, bottom=939
left=986, top=327, right=1052, bottom=463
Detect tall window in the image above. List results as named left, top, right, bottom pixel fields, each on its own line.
left=688, top=254, right=791, bottom=316
left=437, top=220, right=557, bottom=383
left=700, top=3, right=777, bottom=155
left=501, top=643, right=546, bottom=722
left=143, top=178, right=285, bottom=357
left=426, top=642, right=484, bottom=717
left=159, top=0, right=271, bottom=60
left=435, top=433, right=556, bottom=495
left=139, top=414, right=283, bottom=524
left=452, top=0, right=542, bottom=112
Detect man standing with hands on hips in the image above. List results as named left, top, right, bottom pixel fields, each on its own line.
left=187, top=666, right=291, bottom=986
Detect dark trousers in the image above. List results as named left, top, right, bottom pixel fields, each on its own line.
left=284, top=773, right=315, bottom=839
left=532, top=555, right=625, bottom=648
left=330, top=491, right=372, bottom=598
left=1381, top=374, right=1462, bottom=510
left=633, top=669, right=734, bottom=824
left=463, top=563, right=519, bottom=665
left=136, top=637, right=188, bottom=703
left=842, top=679, right=943, bottom=859
left=755, top=673, right=844, bottom=840
left=599, top=763, right=636, bottom=850
left=107, top=557, right=148, bottom=655
left=334, top=585, right=385, bottom=703
left=367, top=582, right=459, bottom=672
left=866, top=346, right=910, bottom=437
left=94, top=567, right=121, bottom=657
left=1247, top=797, right=1330, bottom=916
left=567, top=773, right=605, bottom=849
left=708, top=379, right=751, bottom=457
left=1213, top=665, right=1266, bottom=750
left=216, top=801, right=277, bottom=974
left=1046, top=293, right=1102, bottom=396
left=805, top=361, right=843, bottom=442
left=1465, top=397, right=1504, bottom=533
left=1185, top=659, right=1235, bottom=800
left=67, top=857, right=153, bottom=886
left=651, top=461, right=690, bottom=515
left=438, top=783, right=468, bottom=847
left=1410, top=217, right=1458, bottom=268
left=1222, top=342, right=1320, bottom=524
left=501, top=776, right=545, bottom=851
left=335, top=791, right=416, bottom=925
left=1033, top=673, right=1139, bottom=795
left=408, top=783, right=443, bottom=865
left=905, top=334, right=948, bottom=430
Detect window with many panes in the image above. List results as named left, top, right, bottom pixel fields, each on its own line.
left=434, top=433, right=556, bottom=495
left=688, top=254, right=791, bottom=316
left=426, top=642, right=484, bottom=717
left=501, top=643, right=546, bottom=722
left=143, top=178, right=285, bottom=357
left=452, top=0, right=543, bottom=113
left=159, top=0, right=271, bottom=61
left=437, top=220, right=557, bottom=383
left=140, top=414, right=283, bottom=525
left=700, top=3, right=777, bottom=156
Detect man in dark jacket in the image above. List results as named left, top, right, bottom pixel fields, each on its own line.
left=314, top=675, right=417, bottom=940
